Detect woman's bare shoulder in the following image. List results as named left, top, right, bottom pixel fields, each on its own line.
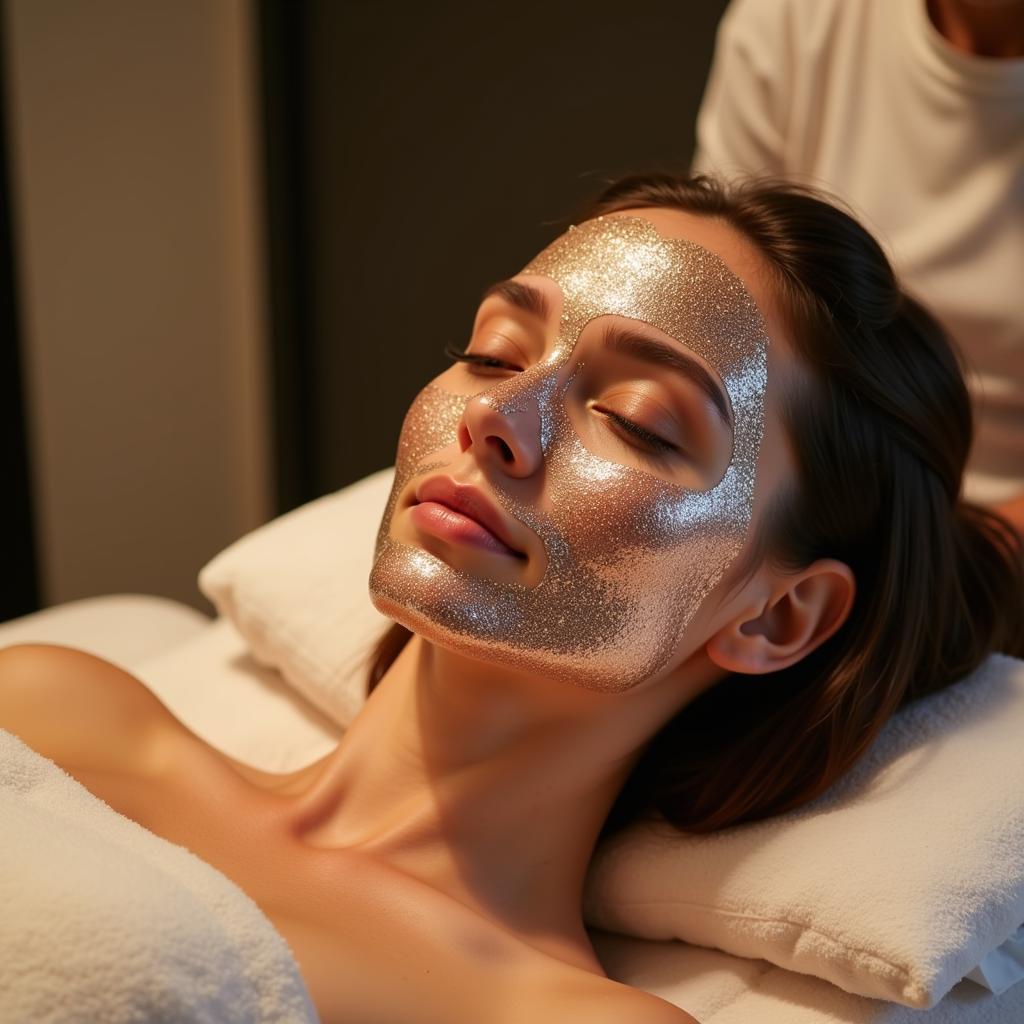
left=582, top=984, right=699, bottom=1024
left=0, top=642, right=180, bottom=773
left=524, top=961, right=698, bottom=1024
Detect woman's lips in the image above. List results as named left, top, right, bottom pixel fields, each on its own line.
left=409, top=500, right=524, bottom=558
left=410, top=475, right=527, bottom=560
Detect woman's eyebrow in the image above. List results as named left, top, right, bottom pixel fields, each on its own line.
left=602, top=324, right=733, bottom=429
left=480, top=279, right=551, bottom=322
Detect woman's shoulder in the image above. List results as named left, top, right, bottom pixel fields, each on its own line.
left=523, top=956, right=698, bottom=1024
left=548, top=977, right=698, bottom=1024
left=0, top=642, right=184, bottom=775
left=0, top=641, right=269, bottom=844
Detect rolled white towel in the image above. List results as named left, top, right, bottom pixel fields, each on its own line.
left=0, top=728, right=317, bottom=1023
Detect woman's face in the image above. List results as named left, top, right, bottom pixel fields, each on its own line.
left=369, top=209, right=790, bottom=692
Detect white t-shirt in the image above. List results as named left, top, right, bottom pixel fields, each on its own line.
left=693, top=0, right=1024, bottom=504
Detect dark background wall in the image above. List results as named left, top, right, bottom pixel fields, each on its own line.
left=261, top=1, right=730, bottom=511
left=0, top=7, right=38, bottom=620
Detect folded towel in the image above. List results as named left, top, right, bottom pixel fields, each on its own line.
left=592, top=930, right=1024, bottom=1024
left=0, top=729, right=316, bottom=1023
left=583, top=653, right=1024, bottom=1009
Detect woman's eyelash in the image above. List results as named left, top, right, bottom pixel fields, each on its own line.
left=600, top=409, right=679, bottom=459
left=443, top=343, right=518, bottom=371
left=442, top=343, right=680, bottom=463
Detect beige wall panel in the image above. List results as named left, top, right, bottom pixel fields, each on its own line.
left=5, top=0, right=271, bottom=611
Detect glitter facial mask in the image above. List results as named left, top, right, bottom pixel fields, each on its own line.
left=369, top=216, right=769, bottom=692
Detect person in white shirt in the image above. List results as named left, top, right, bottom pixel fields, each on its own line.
left=693, top=0, right=1024, bottom=533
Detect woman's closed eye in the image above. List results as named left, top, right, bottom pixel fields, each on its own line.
left=443, top=344, right=517, bottom=373
left=442, top=343, right=683, bottom=466
left=592, top=405, right=679, bottom=461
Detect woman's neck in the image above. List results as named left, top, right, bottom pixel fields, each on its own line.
left=284, top=632, right=719, bottom=972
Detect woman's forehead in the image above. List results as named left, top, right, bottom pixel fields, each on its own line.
left=606, top=206, right=777, bottom=311
left=517, top=214, right=770, bottom=383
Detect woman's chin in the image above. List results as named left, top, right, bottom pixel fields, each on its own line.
left=368, top=537, right=675, bottom=693
left=368, top=589, right=652, bottom=695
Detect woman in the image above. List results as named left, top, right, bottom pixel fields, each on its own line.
left=1, top=174, right=1021, bottom=1024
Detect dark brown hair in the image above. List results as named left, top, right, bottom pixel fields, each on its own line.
left=365, top=174, right=1024, bottom=837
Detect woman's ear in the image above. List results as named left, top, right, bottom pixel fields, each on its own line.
left=705, top=559, right=856, bottom=675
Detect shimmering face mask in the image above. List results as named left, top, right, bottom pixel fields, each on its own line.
left=369, top=216, right=769, bottom=692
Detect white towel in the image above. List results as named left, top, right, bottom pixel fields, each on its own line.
left=0, top=729, right=317, bottom=1023
left=584, top=654, right=1024, bottom=1009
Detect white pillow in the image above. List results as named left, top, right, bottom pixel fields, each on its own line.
left=584, top=653, right=1024, bottom=1009
left=198, top=467, right=395, bottom=727
left=198, top=468, right=1024, bottom=1009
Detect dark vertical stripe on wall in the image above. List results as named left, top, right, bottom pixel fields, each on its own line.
left=0, top=4, right=41, bottom=622
left=254, top=0, right=316, bottom=514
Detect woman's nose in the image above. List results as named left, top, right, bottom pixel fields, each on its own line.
left=457, top=391, right=543, bottom=478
